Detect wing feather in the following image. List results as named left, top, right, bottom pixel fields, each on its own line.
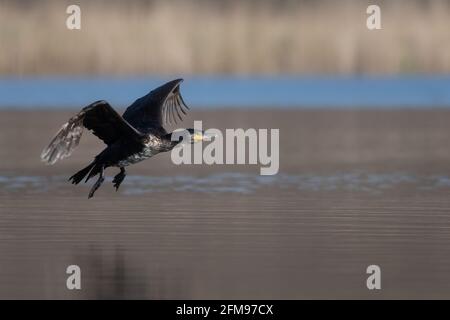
left=122, top=79, right=190, bottom=131
left=174, top=99, right=184, bottom=121
left=169, top=98, right=176, bottom=124
left=41, top=100, right=142, bottom=165
left=40, top=115, right=84, bottom=165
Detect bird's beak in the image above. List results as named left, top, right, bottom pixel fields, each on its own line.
left=192, top=132, right=204, bottom=142
left=193, top=132, right=216, bottom=142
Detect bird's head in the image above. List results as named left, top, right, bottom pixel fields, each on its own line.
left=185, top=128, right=215, bottom=144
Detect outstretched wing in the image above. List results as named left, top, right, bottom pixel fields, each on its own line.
left=41, top=100, right=142, bottom=165
left=81, top=100, right=142, bottom=144
left=122, top=78, right=189, bottom=132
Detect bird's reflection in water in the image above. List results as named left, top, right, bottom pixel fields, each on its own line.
left=71, top=244, right=189, bottom=299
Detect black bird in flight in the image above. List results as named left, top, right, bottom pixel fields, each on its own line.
left=41, top=79, right=210, bottom=198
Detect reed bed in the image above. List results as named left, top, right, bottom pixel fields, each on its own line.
left=1, top=0, right=450, bottom=75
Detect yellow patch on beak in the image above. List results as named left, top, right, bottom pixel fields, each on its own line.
left=193, top=133, right=204, bottom=142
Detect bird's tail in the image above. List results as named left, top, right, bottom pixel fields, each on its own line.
left=69, top=162, right=96, bottom=185
left=40, top=115, right=84, bottom=165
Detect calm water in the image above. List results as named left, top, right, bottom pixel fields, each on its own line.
left=1, top=76, right=450, bottom=108
left=1, top=109, right=450, bottom=299
left=2, top=172, right=450, bottom=299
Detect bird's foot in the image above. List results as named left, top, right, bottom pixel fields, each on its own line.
left=88, top=176, right=105, bottom=199
left=112, top=170, right=126, bottom=191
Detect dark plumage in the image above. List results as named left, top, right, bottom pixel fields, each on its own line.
left=41, top=79, right=207, bottom=198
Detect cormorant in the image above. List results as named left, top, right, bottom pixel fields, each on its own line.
left=41, top=79, right=210, bottom=198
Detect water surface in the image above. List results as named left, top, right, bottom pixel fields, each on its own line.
left=1, top=109, right=450, bottom=299
left=1, top=76, right=450, bottom=108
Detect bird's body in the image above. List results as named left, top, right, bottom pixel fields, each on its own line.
left=115, top=136, right=162, bottom=167
left=108, top=133, right=175, bottom=168
left=41, top=79, right=208, bottom=198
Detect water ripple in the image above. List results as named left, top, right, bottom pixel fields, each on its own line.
left=0, top=171, right=449, bottom=195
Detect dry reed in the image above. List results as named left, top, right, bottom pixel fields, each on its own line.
left=1, top=0, right=449, bottom=75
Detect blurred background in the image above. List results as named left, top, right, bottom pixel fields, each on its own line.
left=2, top=0, right=450, bottom=75
left=1, top=0, right=450, bottom=107
left=2, top=0, right=450, bottom=299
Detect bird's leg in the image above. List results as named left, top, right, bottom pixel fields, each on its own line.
left=88, top=166, right=105, bottom=199
left=112, top=167, right=126, bottom=191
